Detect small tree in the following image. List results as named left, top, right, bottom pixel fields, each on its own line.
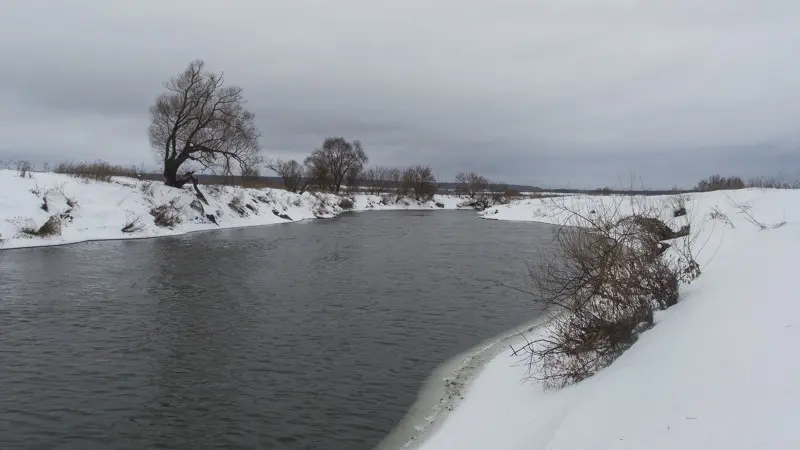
left=303, top=137, right=368, bottom=194
left=149, top=60, right=261, bottom=193
left=455, top=172, right=488, bottom=198
left=401, top=165, right=438, bottom=201
left=266, top=158, right=313, bottom=194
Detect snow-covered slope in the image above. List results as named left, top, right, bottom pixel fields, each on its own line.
left=0, top=170, right=465, bottom=249
left=415, top=189, right=800, bottom=450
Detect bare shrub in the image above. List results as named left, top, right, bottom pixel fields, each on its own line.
left=708, top=205, right=735, bottom=229
left=266, top=158, right=314, bottom=193
left=140, top=181, right=156, bottom=199
left=122, top=213, right=144, bottom=233
left=310, top=193, right=337, bottom=217
left=695, top=174, right=746, bottom=191
left=16, top=161, right=33, bottom=178
left=228, top=193, right=247, bottom=217
left=338, top=197, right=355, bottom=210
left=150, top=201, right=183, bottom=228
left=672, top=194, right=688, bottom=217
left=727, top=196, right=786, bottom=230
left=514, top=195, right=692, bottom=388
left=54, top=160, right=139, bottom=182
left=18, top=215, right=62, bottom=237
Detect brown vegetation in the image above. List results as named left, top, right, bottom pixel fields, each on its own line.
left=54, top=160, right=140, bottom=182
left=513, top=195, right=698, bottom=388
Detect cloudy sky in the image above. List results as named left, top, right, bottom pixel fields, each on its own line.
left=2, top=0, right=800, bottom=188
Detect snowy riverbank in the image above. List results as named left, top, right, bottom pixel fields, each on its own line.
left=411, top=189, right=800, bottom=450
left=0, top=170, right=466, bottom=250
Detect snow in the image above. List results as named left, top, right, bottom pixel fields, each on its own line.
left=0, top=170, right=466, bottom=249
left=5, top=173, right=798, bottom=449
left=412, top=188, right=800, bottom=450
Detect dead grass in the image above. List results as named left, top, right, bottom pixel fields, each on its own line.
left=121, top=212, right=145, bottom=233
left=54, top=160, right=140, bottom=182
left=18, top=215, right=62, bottom=237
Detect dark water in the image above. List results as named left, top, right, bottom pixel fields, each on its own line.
left=0, top=211, right=552, bottom=450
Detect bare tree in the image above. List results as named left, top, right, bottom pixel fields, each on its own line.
left=401, top=165, right=438, bottom=201
left=455, top=172, right=489, bottom=198
left=362, top=166, right=401, bottom=194
left=303, top=137, right=368, bottom=194
left=148, top=60, right=261, bottom=195
left=266, top=158, right=313, bottom=194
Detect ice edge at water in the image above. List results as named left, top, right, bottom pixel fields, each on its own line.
left=376, top=313, right=552, bottom=450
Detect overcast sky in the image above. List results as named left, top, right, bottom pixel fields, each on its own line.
left=2, top=0, right=799, bottom=188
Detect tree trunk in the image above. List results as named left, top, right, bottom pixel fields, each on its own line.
left=163, top=160, right=184, bottom=187
left=163, top=158, right=208, bottom=203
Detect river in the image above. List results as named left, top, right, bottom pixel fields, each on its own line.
left=0, top=210, right=553, bottom=449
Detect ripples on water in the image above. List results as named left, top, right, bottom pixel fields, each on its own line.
left=0, top=211, right=552, bottom=449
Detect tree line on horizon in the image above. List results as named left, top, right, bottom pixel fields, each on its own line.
left=143, top=59, right=522, bottom=202
left=6, top=60, right=798, bottom=196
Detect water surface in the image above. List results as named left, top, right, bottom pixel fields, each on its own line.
left=0, top=211, right=552, bottom=449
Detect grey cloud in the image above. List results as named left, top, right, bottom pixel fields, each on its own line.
left=2, top=0, right=800, bottom=188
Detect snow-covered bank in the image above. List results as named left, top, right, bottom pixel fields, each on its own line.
left=0, top=170, right=465, bottom=250
left=414, top=189, right=800, bottom=450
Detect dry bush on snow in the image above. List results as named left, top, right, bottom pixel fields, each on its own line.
left=150, top=200, right=183, bottom=228
left=514, top=194, right=696, bottom=388
left=708, top=205, right=735, bottom=229
left=228, top=193, right=248, bottom=217
left=54, top=160, right=140, bottom=182
left=338, top=197, right=355, bottom=210
left=140, top=181, right=156, bottom=199
left=18, top=215, right=62, bottom=238
left=727, top=196, right=786, bottom=231
left=121, top=213, right=145, bottom=233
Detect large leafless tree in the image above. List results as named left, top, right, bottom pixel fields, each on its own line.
left=304, top=137, right=368, bottom=194
left=149, top=60, right=261, bottom=192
